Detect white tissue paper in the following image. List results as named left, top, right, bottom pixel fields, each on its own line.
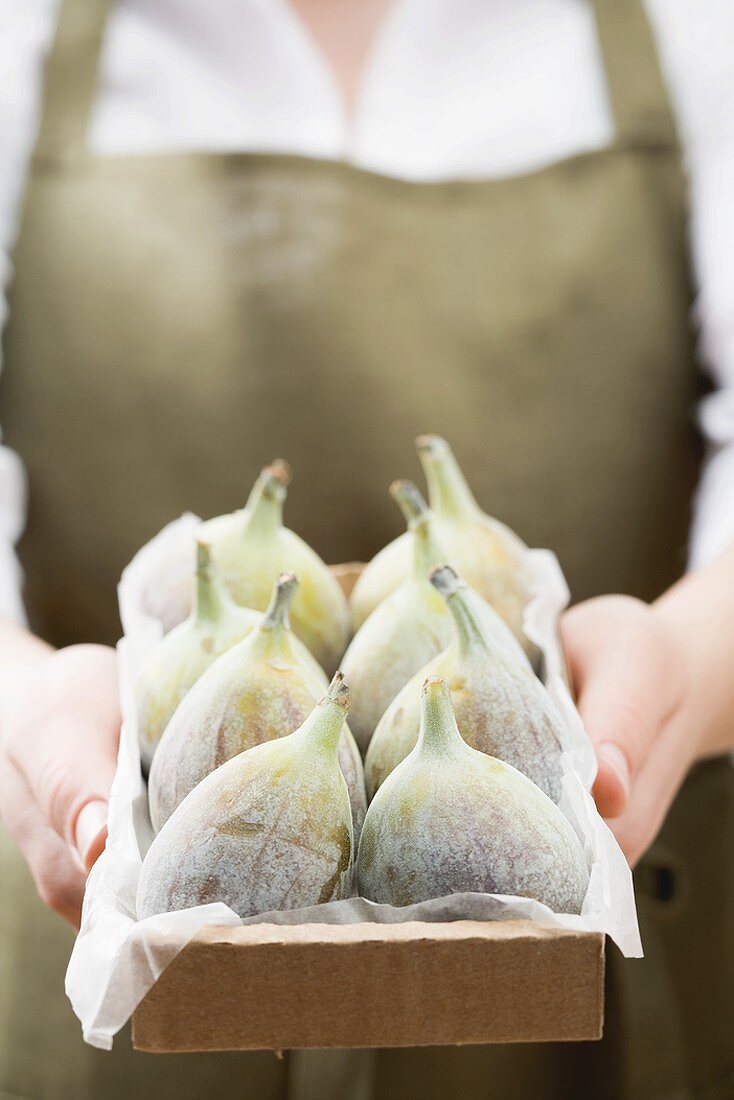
left=66, top=514, right=642, bottom=1050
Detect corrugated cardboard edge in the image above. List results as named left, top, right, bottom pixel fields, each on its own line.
left=132, top=920, right=605, bottom=1052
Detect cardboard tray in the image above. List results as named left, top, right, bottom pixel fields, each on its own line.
left=131, top=564, right=606, bottom=1052
left=132, top=922, right=604, bottom=1051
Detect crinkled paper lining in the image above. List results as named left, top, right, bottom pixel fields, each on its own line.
left=66, top=515, right=642, bottom=1050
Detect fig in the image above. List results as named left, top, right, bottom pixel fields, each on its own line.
left=147, top=573, right=366, bottom=839
left=358, top=677, right=588, bottom=914
left=341, top=481, right=452, bottom=753
left=138, top=674, right=354, bottom=920
left=136, top=540, right=259, bottom=768
left=366, top=565, right=565, bottom=800
left=201, top=461, right=351, bottom=674
left=350, top=436, right=535, bottom=656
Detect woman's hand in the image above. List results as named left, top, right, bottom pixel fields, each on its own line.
left=0, top=641, right=119, bottom=928
left=562, top=539, right=734, bottom=866
left=562, top=595, right=696, bottom=865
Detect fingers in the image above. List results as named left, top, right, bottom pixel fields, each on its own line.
left=74, top=799, right=109, bottom=873
left=576, top=653, right=662, bottom=818
left=562, top=596, right=686, bottom=820
left=606, top=709, right=694, bottom=866
left=0, top=757, right=85, bottom=927
left=0, top=643, right=119, bottom=923
left=4, top=644, right=119, bottom=870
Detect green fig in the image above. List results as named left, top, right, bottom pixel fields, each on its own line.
left=349, top=530, right=412, bottom=631
left=341, top=481, right=452, bottom=754
left=148, top=573, right=366, bottom=840
left=136, top=540, right=260, bottom=768
left=358, top=677, right=588, bottom=914
left=366, top=565, right=565, bottom=801
left=138, top=673, right=354, bottom=920
left=201, top=460, right=351, bottom=674
left=350, top=436, right=535, bottom=657
left=417, top=435, right=534, bottom=647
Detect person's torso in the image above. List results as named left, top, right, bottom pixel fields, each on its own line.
left=3, top=4, right=732, bottom=1100
left=1, top=0, right=700, bottom=647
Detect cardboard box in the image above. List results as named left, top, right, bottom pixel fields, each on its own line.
left=132, top=920, right=604, bottom=1051
left=130, top=563, right=606, bottom=1052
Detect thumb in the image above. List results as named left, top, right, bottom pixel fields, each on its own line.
left=6, top=644, right=120, bottom=871
left=576, top=666, right=657, bottom=819
left=562, top=597, right=678, bottom=819
left=72, top=799, right=110, bottom=874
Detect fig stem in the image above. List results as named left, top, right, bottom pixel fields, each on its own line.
left=242, top=460, right=291, bottom=539
left=262, top=573, right=299, bottom=631
left=193, top=540, right=234, bottom=625
left=416, top=435, right=480, bottom=522
left=429, top=565, right=488, bottom=655
left=417, top=676, right=465, bottom=755
left=390, top=479, right=427, bottom=526
left=390, top=480, right=446, bottom=582
left=300, top=672, right=350, bottom=756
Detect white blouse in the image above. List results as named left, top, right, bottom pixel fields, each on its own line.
left=1, top=0, right=734, bottom=626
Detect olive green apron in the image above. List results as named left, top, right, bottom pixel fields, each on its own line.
left=0, top=0, right=732, bottom=1096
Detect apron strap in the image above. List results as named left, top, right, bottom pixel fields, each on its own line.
left=591, top=0, right=680, bottom=151
left=33, top=0, right=112, bottom=166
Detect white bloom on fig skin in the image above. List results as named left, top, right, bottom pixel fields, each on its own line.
left=136, top=540, right=260, bottom=768
left=147, top=573, right=366, bottom=840
left=350, top=435, right=536, bottom=661
left=366, top=564, right=566, bottom=802
left=358, top=677, right=589, bottom=915
left=201, top=460, right=352, bottom=676
left=341, top=480, right=453, bottom=754
left=138, top=673, right=355, bottom=921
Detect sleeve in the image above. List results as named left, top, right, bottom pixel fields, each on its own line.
left=645, top=0, right=734, bottom=569
left=0, top=0, right=61, bottom=625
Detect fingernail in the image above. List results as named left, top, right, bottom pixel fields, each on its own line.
left=598, top=742, right=631, bottom=797
left=73, top=799, right=108, bottom=873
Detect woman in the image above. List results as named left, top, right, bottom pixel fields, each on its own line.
left=0, top=0, right=733, bottom=1096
